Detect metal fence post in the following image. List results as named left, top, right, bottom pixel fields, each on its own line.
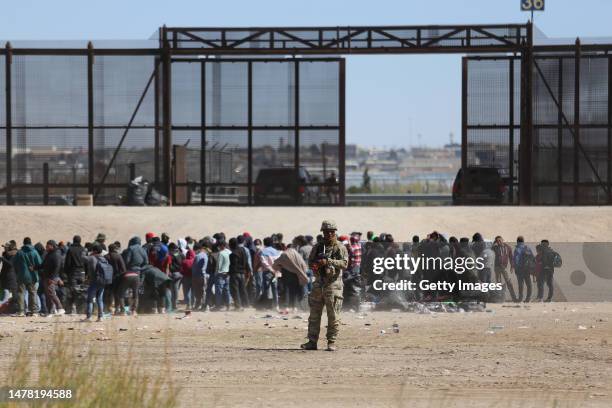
left=87, top=41, right=95, bottom=198
left=461, top=57, right=468, bottom=176
left=294, top=60, right=300, bottom=192
left=154, top=56, right=161, bottom=190
left=200, top=61, right=206, bottom=205
left=161, top=26, right=173, bottom=205
left=247, top=61, right=253, bottom=205
left=339, top=58, right=346, bottom=206
left=519, top=21, right=534, bottom=205
left=5, top=42, right=13, bottom=205
left=608, top=54, right=612, bottom=204
left=509, top=58, right=515, bottom=204
left=558, top=57, right=564, bottom=204
left=574, top=38, right=581, bottom=204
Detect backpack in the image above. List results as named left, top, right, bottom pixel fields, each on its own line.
left=206, top=251, right=218, bottom=276
left=169, top=252, right=184, bottom=280
left=520, top=249, right=536, bottom=273
left=552, top=251, right=562, bottom=268
left=170, top=252, right=184, bottom=273
left=96, top=256, right=114, bottom=286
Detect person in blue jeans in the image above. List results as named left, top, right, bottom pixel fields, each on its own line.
left=215, top=240, right=231, bottom=310
left=252, top=239, right=264, bottom=301
left=258, top=237, right=280, bottom=311
left=83, top=244, right=105, bottom=322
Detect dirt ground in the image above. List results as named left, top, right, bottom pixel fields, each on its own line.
left=1, top=205, right=612, bottom=244
left=0, top=302, right=610, bottom=407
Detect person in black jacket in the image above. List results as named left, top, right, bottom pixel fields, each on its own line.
left=537, top=239, right=556, bottom=302
left=123, top=237, right=149, bottom=271
left=0, top=241, right=19, bottom=313
left=63, top=236, right=87, bottom=314
left=42, top=240, right=65, bottom=315
left=168, top=242, right=184, bottom=311
left=229, top=238, right=249, bottom=310
left=106, top=242, right=127, bottom=314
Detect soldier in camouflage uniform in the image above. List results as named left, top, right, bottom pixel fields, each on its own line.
left=301, top=220, right=348, bottom=351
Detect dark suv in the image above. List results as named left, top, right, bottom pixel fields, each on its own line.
left=452, top=167, right=506, bottom=205
left=254, top=167, right=316, bottom=205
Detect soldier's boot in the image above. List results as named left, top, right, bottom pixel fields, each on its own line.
left=326, top=342, right=336, bottom=352
left=300, top=340, right=318, bottom=350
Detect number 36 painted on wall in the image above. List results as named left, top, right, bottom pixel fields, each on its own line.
left=521, top=0, right=544, bottom=11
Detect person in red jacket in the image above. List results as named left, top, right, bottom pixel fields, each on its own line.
left=181, top=248, right=195, bottom=310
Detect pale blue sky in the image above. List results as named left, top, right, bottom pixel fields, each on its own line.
left=2, top=0, right=612, bottom=148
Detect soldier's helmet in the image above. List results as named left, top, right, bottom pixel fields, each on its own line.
left=320, top=220, right=338, bottom=231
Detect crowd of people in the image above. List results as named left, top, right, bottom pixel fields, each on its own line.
left=0, top=229, right=561, bottom=320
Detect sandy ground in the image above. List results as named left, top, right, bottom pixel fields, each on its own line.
left=1, top=206, right=612, bottom=245
left=0, top=303, right=610, bottom=407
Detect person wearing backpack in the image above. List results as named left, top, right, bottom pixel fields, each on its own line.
left=83, top=244, right=112, bottom=322
left=229, top=237, right=250, bottom=311
left=537, top=239, right=560, bottom=302
left=202, top=238, right=218, bottom=311
left=513, top=236, right=534, bottom=303
left=191, top=242, right=208, bottom=311
left=167, top=242, right=184, bottom=311
left=106, top=242, right=127, bottom=314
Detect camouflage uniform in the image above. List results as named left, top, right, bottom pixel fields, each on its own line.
left=306, top=221, right=348, bottom=346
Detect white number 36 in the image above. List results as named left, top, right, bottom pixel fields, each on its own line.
left=522, top=0, right=544, bottom=11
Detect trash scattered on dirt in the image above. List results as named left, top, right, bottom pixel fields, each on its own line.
left=392, top=323, right=399, bottom=333
left=490, top=325, right=504, bottom=331
left=578, top=325, right=587, bottom=330
left=177, top=311, right=192, bottom=320
left=96, top=337, right=111, bottom=341
left=118, top=328, right=128, bottom=332
left=380, top=330, right=386, bottom=334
